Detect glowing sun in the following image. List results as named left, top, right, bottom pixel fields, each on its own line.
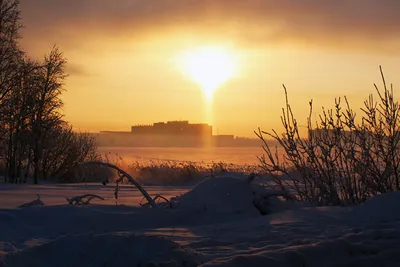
left=178, top=46, right=237, bottom=99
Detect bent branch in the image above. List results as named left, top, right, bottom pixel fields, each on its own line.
left=80, top=161, right=158, bottom=209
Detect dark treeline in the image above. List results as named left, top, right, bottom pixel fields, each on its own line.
left=0, top=0, right=98, bottom=184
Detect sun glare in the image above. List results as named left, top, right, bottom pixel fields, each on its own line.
left=178, top=46, right=237, bottom=100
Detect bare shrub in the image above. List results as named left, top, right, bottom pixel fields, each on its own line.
left=42, top=125, right=99, bottom=182
left=80, top=159, right=260, bottom=186
left=256, top=66, right=400, bottom=206
left=130, top=160, right=206, bottom=185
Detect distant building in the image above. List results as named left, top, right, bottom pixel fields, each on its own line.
left=97, top=120, right=263, bottom=147
left=131, top=121, right=212, bottom=137
left=308, top=128, right=353, bottom=140
left=212, top=135, right=234, bottom=146
left=308, top=129, right=336, bottom=139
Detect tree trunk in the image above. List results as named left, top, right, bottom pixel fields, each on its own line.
left=7, top=133, right=15, bottom=183
left=33, top=152, right=39, bottom=184
left=16, top=154, right=22, bottom=183
left=33, top=127, right=42, bottom=185
left=24, top=150, right=32, bottom=183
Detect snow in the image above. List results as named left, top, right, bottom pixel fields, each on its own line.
left=1, top=181, right=400, bottom=266
left=2, top=233, right=204, bottom=267
left=172, top=176, right=261, bottom=215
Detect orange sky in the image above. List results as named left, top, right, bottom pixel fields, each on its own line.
left=19, top=0, right=400, bottom=137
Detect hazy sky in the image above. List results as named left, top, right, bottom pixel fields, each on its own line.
left=19, top=0, right=400, bottom=137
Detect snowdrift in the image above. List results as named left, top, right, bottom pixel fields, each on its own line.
left=350, top=191, right=400, bottom=222
left=1, top=183, right=400, bottom=266
left=1, top=233, right=204, bottom=267
left=171, top=176, right=292, bottom=216
left=172, top=176, right=260, bottom=215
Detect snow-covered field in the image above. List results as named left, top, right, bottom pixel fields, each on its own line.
left=1, top=178, right=400, bottom=267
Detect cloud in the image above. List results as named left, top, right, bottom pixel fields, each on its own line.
left=65, top=63, right=93, bottom=77
left=19, top=0, right=400, bottom=52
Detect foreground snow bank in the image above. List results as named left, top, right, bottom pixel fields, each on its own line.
left=199, top=191, right=400, bottom=266
left=2, top=184, right=400, bottom=266
left=201, top=219, right=400, bottom=267
left=1, top=233, right=204, bottom=267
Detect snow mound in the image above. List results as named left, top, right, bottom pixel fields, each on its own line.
left=172, top=176, right=289, bottom=216
left=1, top=233, right=204, bottom=267
left=351, top=191, right=400, bottom=222
left=173, top=176, right=259, bottom=215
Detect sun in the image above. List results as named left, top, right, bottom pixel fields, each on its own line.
left=177, top=46, right=237, bottom=99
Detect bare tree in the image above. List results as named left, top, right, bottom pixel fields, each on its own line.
left=1, top=60, right=34, bottom=183
left=0, top=1, right=99, bottom=185
left=0, top=0, right=23, bottom=102
left=30, top=46, right=67, bottom=184
left=0, top=0, right=23, bottom=182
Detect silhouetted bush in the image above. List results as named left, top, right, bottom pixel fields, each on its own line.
left=256, top=67, right=400, bottom=206
left=41, top=125, right=99, bottom=181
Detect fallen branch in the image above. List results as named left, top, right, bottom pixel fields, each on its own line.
left=18, top=194, right=44, bottom=208
left=80, top=161, right=158, bottom=209
left=140, top=194, right=172, bottom=209
left=66, top=194, right=105, bottom=205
